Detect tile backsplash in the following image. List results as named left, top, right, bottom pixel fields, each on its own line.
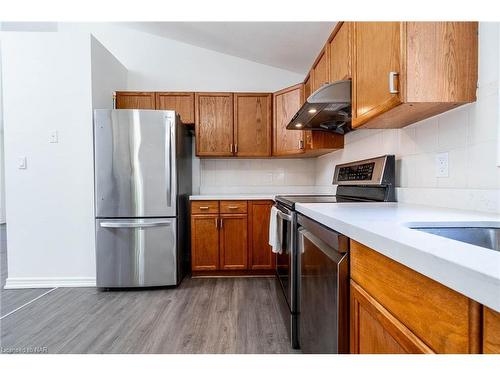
left=197, top=158, right=317, bottom=195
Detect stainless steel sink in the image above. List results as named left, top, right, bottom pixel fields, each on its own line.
left=409, top=225, right=500, bottom=252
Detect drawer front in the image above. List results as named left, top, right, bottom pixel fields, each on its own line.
left=220, top=200, right=248, bottom=214
left=350, top=240, right=481, bottom=354
left=191, top=200, right=219, bottom=214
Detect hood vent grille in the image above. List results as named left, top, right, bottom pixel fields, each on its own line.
left=286, top=80, right=351, bottom=134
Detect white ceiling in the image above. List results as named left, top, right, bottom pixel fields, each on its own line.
left=118, top=22, right=337, bottom=74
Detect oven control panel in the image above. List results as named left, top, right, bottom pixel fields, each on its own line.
left=333, top=155, right=394, bottom=186
left=337, top=162, right=375, bottom=182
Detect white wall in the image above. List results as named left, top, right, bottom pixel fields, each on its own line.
left=58, top=23, right=304, bottom=92
left=315, top=22, right=500, bottom=213
left=1, top=32, right=127, bottom=288
left=90, top=36, right=127, bottom=109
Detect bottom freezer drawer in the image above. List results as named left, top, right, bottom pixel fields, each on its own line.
left=96, top=218, right=177, bottom=287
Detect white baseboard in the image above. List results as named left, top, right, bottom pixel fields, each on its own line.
left=4, top=277, right=96, bottom=289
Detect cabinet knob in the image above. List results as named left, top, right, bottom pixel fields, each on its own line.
left=298, top=139, right=304, bottom=150
left=199, top=206, right=209, bottom=210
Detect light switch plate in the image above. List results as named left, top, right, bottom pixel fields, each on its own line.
left=18, top=156, right=27, bottom=169
left=49, top=130, right=58, bottom=143
left=435, top=152, right=449, bottom=178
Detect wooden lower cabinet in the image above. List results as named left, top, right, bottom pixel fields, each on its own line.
left=248, top=201, right=275, bottom=270
left=483, top=307, right=500, bottom=353
left=219, top=214, right=248, bottom=270
left=351, top=280, right=433, bottom=353
left=350, top=240, right=482, bottom=354
left=191, top=214, right=219, bottom=271
left=191, top=200, right=274, bottom=275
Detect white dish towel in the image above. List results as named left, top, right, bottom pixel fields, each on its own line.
left=269, top=206, right=282, bottom=254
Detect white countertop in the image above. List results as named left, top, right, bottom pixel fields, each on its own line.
left=190, top=194, right=276, bottom=200
left=295, top=202, right=500, bottom=312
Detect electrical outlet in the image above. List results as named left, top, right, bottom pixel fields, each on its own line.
left=435, top=152, right=449, bottom=178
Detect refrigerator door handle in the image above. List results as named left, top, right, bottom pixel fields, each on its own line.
left=166, top=119, right=173, bottom=207
left=100, top=220, right=173, bottom=228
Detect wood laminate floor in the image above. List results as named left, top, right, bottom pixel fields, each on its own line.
left=0, top=224, right=51, bottom=316
left=0, top=276, right=295, bottom=354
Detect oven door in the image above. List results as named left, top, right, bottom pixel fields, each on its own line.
left=274, top=204, right=297, bottom=313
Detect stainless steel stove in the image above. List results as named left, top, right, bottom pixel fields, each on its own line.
left=273, top=155, right=396, bottom=351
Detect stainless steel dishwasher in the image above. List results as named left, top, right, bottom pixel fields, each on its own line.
left=297, top=213, right=349, bottom=354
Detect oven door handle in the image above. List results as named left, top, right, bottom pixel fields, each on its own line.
left=277, top=209, right=292, bottom=222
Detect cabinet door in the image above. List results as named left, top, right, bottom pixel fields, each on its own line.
left=350, top=281, right=434, bottom=354
left=191, top=214, right=219, bottom=271
left=234, top=93, right=272, bottom=157
left=272, top=84, right=305, bottom=156
left=329, top=22, right=352, bottom=82
left=219, top=214, right=248, bottom=270
left=312, top=48, right=329, bottom=92
left=156, top=92, right=195, bottom=124
left=352, top=22, right=402, bottom=127
left=483, top=307, right=500, bottom=354
left=248, top=201, right=274, bottom=270
left=115, top=91, right=156, bottom=109
left=195, top=93, right=234, bottom=156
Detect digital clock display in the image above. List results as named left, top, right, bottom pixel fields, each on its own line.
left=337, top=162, right=375, bottom=181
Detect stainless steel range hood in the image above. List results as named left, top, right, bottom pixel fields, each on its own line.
left=286, top=80, right=351, bottom=134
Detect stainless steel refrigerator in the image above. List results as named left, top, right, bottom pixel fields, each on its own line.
left=94, top=109, right=192, bottom=288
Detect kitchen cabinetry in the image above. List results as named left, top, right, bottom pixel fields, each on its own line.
left=351, top=22, right=478, bottom=128
left=191, top=213, right=220, bottom=271
left=483, top=307, right=500, bottom=353
left=273, top=84, right=305, bottom=156
left=248, top=201, right=275, bottom=270
left=328, top=22, right=351, bottom=82
left=115, top=91, right=156, bottom=109
left=234, top=93, right=272, bottom=157
left=311, top=48, right=329, bottom=92
left=219, top=214, right=248, bottom=270
left=195, top=92, right=234, bottom=157
left=155, top=92, right=195, bottom=124
left=350, top=240, right=482, bottom=354
left=191, top=200, right=274, bottom=275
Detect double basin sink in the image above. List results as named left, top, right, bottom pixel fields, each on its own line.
left=409, top=223, right=500, bottom=252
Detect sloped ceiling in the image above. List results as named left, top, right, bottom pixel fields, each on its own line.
left=118, top=22, right=337, bottom=74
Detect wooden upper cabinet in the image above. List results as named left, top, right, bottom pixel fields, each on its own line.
left=311, top=48, right=329, bottom=92
left=195, top=92, right=234, bottom=157
left=352, top=22, right=402, bottom=126
left=155, top=92, right=195, bottom=124
left=115, top=91, right=156, bottom=109
left=352, top=22, right=478, bottom=129
left=329, top=22, right=352, bottom=82
left=248, top=201, right=275, bottom=270
left=304, top=74, right=312, bottom=99
left=273, top=84, right=305, bottom=156
left=234, top=93, right=272, bottom=157
left=219, top=214, right=248, bottom=270
left=191, top=214, right=219, bottom=271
